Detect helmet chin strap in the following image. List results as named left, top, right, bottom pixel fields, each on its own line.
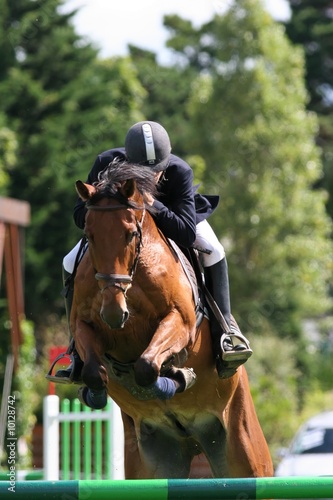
left=142, top=123, right=156, bottom=165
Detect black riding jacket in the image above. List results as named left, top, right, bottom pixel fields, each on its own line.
left=74, top=148, right=218, bottom=248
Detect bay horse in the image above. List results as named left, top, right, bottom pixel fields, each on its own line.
left=70, top=161, right=273, bottom=479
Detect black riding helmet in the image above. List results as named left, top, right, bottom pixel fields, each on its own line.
left=125, top=121, right=171, bottom=172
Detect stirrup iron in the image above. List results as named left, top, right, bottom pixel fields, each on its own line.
left=45, top=351, right=82, bottom=384
left=221, top=330, right=253, bottom=362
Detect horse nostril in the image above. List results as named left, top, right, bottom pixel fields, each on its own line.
left=100, top=306, right=129, bottom=329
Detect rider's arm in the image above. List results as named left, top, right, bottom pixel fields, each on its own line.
left=151, top=157, right=197, bottom=248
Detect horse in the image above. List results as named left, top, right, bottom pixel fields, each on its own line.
left=70, top=161, right=273, bottom=479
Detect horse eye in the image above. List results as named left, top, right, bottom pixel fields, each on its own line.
left=127, top=231, right=138, bottom=244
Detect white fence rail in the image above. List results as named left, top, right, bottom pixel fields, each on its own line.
left=43, top=395, right=124, bottom=480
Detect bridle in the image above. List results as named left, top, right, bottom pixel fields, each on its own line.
left=86, top=194, right=145, bottom=295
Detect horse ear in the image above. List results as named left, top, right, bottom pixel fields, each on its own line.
left=120, top=179, right=136, bottom=199
left=76, top=180, right=96, bottom=201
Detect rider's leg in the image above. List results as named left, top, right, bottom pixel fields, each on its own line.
left=47, top=240, right=85, bottom=383
left=53, top=266, right=84, bottom=382
left=195, top=220, right=252, bottom=377
left=205, top=256, right=231, bottom=326
left=205, top=258, right=252, bottom=376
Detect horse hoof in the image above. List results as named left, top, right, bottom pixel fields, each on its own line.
left=134, top=356, right=158, bottom=386
left=164, top=367, right=197, bottom=393
left=78, top=386, right=107, bottom=409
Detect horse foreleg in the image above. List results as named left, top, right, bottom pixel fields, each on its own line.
left=134, top=309, right=194, bottom=386
left=74, top=319, right=108, bottom=409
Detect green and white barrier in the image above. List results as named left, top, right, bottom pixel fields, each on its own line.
left=0, top=476, right=332, bottom=499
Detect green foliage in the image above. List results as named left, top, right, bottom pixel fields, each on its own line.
left=185, top=155, right=206, bottom=186
left=0, top=120, right=17, bottom=193
left=284, top=0, right=333, bottom=222
left=246, top=333, right=300, bottom=457
left=127, top=44, right=196, bottom=158
left=0, top=0, right=332, bottom=460
left=310, top=316, right=333, bottom=390
left=162, top=0, right=333, bottom=416
left=248, top=330, right=333, bottom=460
left=285, top=0, right=333, bottom=114
left=12, top=321, right=39, bottom=468
left=186, top=0, right=333, bottom=335
left=0, top=0, right=146, bottom=323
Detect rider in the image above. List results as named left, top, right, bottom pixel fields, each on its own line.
left=54, top=121, right=252, bottom=382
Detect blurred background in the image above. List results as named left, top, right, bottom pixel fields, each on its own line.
left=0, top=0, right=332, bottom=473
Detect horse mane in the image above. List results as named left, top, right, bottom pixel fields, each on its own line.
left=91, top=160, right=158, bottom=204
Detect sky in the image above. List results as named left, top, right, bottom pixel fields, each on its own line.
left=61, top=0, right=291, bottom=64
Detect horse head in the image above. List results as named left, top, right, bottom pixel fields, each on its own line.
left=76, top=161, right=155, bottom=329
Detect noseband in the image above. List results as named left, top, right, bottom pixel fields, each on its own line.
left=86, top=196, right=145, bottom=295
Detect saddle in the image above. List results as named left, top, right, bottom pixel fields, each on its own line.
left=166, top=239, right=252, bottom=374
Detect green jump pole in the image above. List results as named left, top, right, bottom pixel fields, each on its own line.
left=168, top=477, right=333, bottom=499
left=0, top=477, right=332, bottom=499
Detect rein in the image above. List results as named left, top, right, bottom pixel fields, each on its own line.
left=86, top=195, right=145, bottom=294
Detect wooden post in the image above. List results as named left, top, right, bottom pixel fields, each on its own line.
left=0, top=196, right=30, bottom=370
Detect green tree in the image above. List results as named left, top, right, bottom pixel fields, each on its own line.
left=12, top=321, right=39, bottom=468
left=0, top=118, right=17, bottom=193
left=166, top=0, right=332, bottom=328
left=165, top=0, right=333, bottom=405
left=128, top=44, right=197, bottom=162
left=284, top=1, right=333, bottom=225
left=285, top=0, right=333, bottom=114
left=0, top=0, right=145, bottom=324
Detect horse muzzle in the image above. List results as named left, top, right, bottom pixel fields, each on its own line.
left=96, top=272, right=131, bottom=328
left=100, top=299, right=129, bottom=329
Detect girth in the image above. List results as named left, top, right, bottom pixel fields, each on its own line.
left=167, top=239, right=208, bottom=327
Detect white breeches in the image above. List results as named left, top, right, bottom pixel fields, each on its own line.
left=63, top=240, right=86, bottom=274
left=63, top=219, right=225, bottom=273
left=194, top=219, right=225, bottom=267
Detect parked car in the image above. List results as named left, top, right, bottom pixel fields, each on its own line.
left=275, top=411, right=333, bottom=476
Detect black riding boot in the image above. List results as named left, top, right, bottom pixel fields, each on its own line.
left=205, top=258, right=252, bottom=378
left=46, top=268, right=83, bottom=383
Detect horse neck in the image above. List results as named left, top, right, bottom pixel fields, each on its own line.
left=142, top=209, right=165, bottom=245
